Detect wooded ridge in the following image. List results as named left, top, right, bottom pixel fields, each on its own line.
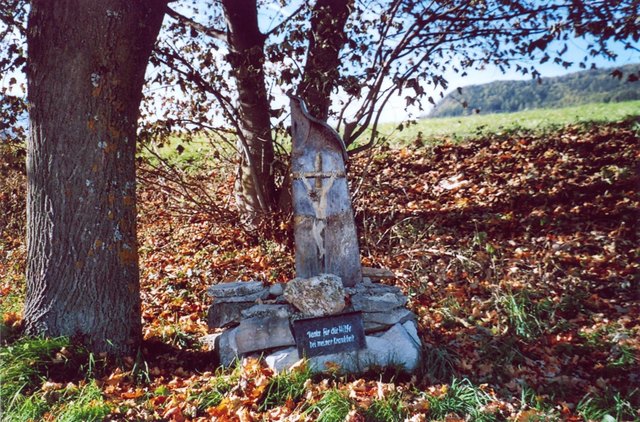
left=429, top=63, right=640, bottom=117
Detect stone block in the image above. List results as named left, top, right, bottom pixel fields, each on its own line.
left=235, top=316, right=296, bottom=354
left=351, top=291, right=407, bottom=313
left=201, top=327, right=240, bottom=368
left=207, top=301, right=253, bottom=328
left=362, top=308, right=415, bottom=331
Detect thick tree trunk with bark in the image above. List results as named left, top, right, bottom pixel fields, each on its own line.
left=297, top=0, right=353, bottom=121
left=24, top=0, right=166, bottom=355
left=222, top=0, right=277, bottom=223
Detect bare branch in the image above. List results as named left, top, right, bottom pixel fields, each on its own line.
left=166, top=6, right=227, bottom=42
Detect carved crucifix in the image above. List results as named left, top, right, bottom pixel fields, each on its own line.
left=290, top=96, right=362, bottom=287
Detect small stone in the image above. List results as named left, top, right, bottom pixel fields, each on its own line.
left=241, top=304, right=292, bottom=319
left=235, top=316, right=296, bottom=354
left=269, top=283, right=284, bottom=297
left=207, top=281, right=265, bottom=298
left=284, top=274, right=346, bottom=317
left=207, top=302, right=254, bottom=328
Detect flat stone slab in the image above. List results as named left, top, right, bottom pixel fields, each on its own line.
left=351, top=291, right=407, bottom=313
left=207, top=301, right=254, bottom=328
left=363, top=308, right=415, bottom=331
left=265, top=323, right=421, bottom=374
left=207, top=281, right=265, bottom=298
left=235, top=315, right=296, bottom=354
left=241, top=304, right=293, bottom=319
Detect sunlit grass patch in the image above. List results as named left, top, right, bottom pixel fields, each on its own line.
left=363, top=391, right=407, bottom=422
left=259, top=363, right=312, bottom=410
left=374, top=100, right=640, bottom=146
left=0, top=337, right=70, bottom=410
left=0, top=337, right=110, bottom=421
left=55, top=381, right=111, bottom=422
left=493, top=289, right=553, bottom=340
left=187, top=370, right=238, bottom=412
left=305, top=389, right=353, bottom=422
left=426, top=378, right=501, bottom=421
left=577, top=389, right=639, bottom=422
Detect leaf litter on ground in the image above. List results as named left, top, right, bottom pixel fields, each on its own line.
left=1, top=119, right=639, bottom=420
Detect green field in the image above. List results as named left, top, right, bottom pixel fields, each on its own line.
left=373, top=100, right=640, bottom=146
left=143, top=100, right=640, bottom=168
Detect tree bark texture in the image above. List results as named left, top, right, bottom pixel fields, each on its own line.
left=297, top=0, right=353, bottom=121
left=24, top=0, right=166, bottom=355
left=221, top=0, right=277, bottom=222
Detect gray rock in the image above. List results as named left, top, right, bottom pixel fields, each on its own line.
left=402, top=320, right=421, bottom=347
left=264, top=347, right=301, bottom=373
left=363, top=308, right=415, bottom=330
left=269, top=283, right=284, bottom=297
left=351, top=291, right=407, bottom=313
left=353, top=282, right=403, bottom=295
left=241, top=304, right=292, bottom=319
left=284, top=274, right=346, bottom=317
left=207, top=301, right=254, bottom=328
left=207, top=281, right=265, bottom=298
left=215, top=289, right=269, bottom=303
left=365, top=323, right=421, bottom=372
left=201, top=328, right=240, bottom=367
left=235, top=315, right=296, bottom=354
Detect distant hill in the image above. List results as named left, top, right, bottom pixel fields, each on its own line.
left=429, top=64, right=640, bottom=117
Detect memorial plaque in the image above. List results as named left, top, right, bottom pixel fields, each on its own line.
left=292, top=312, right=366, bottom=358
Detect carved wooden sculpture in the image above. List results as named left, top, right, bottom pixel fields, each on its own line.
left=290, top=96, right=362, bottom=287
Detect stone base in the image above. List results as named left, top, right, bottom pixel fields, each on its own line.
left=203, top=277, right=423, bottom=374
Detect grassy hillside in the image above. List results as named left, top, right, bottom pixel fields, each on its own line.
left=373, top=100, right=640, bottom=146
left=430, top=63, right=640, bottom=117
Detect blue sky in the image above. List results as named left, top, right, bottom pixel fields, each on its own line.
left=376, top=36, right=639, bottom=122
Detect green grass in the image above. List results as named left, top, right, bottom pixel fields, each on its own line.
left=55, top=381, right=111, bottom=422
left=0, top=337, right=70, bottom=411
left=576, top=390, right=639, bottom=422
left=259, top=364, right=312, bottom=410
left=494, top=289, right=554, bottom=341
left=373, top=100, right=640, bottom=146
left=305, top=389, right=353, bottom=422
left=187, top=367, right=239, bottom=412
left=364, top=392, right=407, bottom=422
left=137, top=101, right=640, bottom=169
left=0, top=337, right=111, bottom=421
left=426, top=378, right=498, bottom=421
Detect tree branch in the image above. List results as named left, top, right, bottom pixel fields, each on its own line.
left=166, top=6, right=227, bottom=42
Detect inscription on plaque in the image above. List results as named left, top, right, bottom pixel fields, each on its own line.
left=292, top=312, right=366, bottom=358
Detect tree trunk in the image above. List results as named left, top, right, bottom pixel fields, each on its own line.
left=221, top=0, right=277, bottom=224
left=297, top=0, right=353, bottom=121
left=24, top=0, right=166, bottom=355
